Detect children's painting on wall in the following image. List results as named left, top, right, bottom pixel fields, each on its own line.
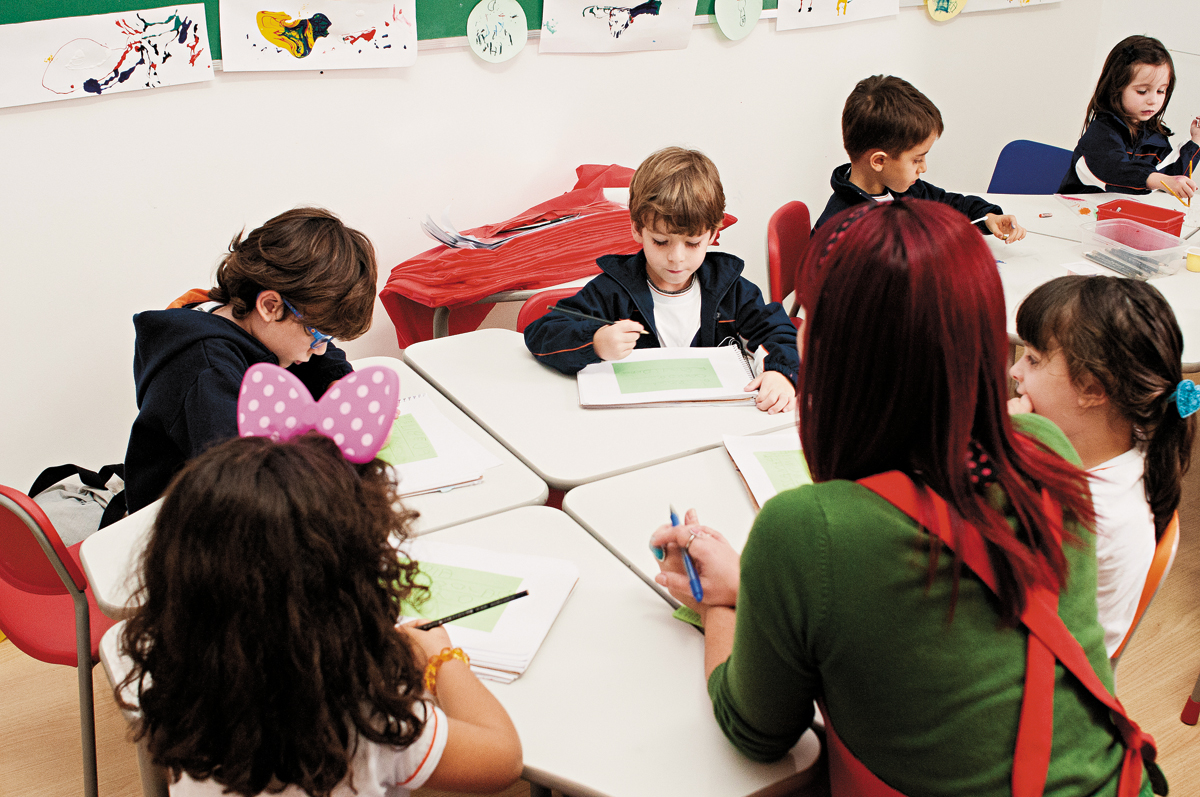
left=468, top=0, right=529, bottom=63
left=0, top=4, right=212, bottom=110
left=776, top=0, right=898, bottom=31
left=218, top=0, right=417, bottom=70
left=539, top=0, right=694, bottom=53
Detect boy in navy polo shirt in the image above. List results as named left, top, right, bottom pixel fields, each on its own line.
left=815, top=74, right=1026, bottom=245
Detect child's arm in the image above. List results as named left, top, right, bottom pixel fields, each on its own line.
left=984, top=214, right=1026, bottom=244
left=523, top=276, right=644, bottom=374
left=593, top=319, right=647, bottom=361
left=401, top=624, right=523, bottom=791
left=912, top=181, right=1004, bottom=235
left=744, top=370, right=796, bottom=415
left=728, top=279, right=800, bottom=389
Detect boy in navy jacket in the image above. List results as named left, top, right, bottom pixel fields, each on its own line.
left=524, top=147, right=798, bottom=414
left=815, top=75, right=1026, bottom=245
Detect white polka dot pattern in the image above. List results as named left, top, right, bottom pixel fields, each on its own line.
left=236, top=363, right=400, bottom=463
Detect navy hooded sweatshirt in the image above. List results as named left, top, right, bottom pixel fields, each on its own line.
left=123, top=305, right=352, bottom=513
left=814, top=163, right=1002, bottom=232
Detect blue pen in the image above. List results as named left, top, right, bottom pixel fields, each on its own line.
left=672, top=504, right=704, bottom=603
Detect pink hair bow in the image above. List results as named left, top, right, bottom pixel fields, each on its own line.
left=237, top=363, right=400, bottom=463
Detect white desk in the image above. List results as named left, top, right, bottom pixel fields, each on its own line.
left=563, top=447, right=759, bottom=606
left=429, top=506, right=822, bottom=797
left=981, top=191, right=1200, bottom=242
left=402, top=329, right=795, bottom=491
left=988, top=234, right=1200, bottom=369
left=80, top=357, right=549, bottom=619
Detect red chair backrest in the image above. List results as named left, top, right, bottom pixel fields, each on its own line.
left=766, top=201, right=811, bottom=312
left=516, top=288, right=583, bottom=333
left=0, top=485, right=87, bottom=595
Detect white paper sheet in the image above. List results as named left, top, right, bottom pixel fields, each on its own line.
left=576, top=347, right=757, bottom=408
left=0, top=5, right=213, bottom=110
left=379, top=394, right=502, bottom=497
left=219, top=0, right=417, bottom=71
left=539, top=0, right=694, bottom=53
left=723, top=431, right=810, bottom=508
left=776, top=0, right=898, bottom=32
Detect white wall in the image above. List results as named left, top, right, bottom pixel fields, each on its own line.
left=0, top=2, right=1109, bottom=491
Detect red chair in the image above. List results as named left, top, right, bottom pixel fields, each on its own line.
left=516, top=287, right=584, bottom=333
left=1111, top=512, right=1180, bottom=672
left=766, top=201, right=811, bottom=326
left=0, top=485, right=118, bottom=797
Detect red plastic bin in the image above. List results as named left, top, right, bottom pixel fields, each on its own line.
left=1096, top=198, right=1185, bottom=237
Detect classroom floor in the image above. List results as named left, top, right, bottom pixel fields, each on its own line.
left=2, top=439, right=1198, bottom=797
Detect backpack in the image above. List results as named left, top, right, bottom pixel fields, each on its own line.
left=28, top=464, right=127, bottom=546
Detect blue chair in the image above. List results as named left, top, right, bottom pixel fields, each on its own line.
left=987, top=140, right=1074, bottom=194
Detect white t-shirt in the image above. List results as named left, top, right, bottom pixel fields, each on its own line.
left=649, top=278, right=701, bottom=348
left=171, top=701, right=448, bottom=797
left=1089, top=448, right=1156, bottom=657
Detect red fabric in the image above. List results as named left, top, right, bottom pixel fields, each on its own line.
left=818, top=699, right=909, bottom=797
left=378, top=164, right=736, bottom=348
left=857, top=472, right=1157, bottom=797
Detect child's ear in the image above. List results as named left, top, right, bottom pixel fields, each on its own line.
left=868, top=150, right=888, bottom=173
left=255, top=290, right=285, bottom=323
left=1076, top=373, right=1109, bottom=409
left=630, top=220, right=645, bottom=245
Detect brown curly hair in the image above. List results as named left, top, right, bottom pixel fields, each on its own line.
left=629, top=147, right=726, bottom=237
left=208, top=207, right=378, bottom=341
left=118, top=434, right=427, bottom=796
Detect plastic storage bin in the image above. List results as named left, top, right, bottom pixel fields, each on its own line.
left=1080, top=218, right=1187, bottom=278
left=1096, top=198, right=1185, bottom=237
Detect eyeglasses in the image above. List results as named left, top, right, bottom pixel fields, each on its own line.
left=278, top=295, right=333, bottom=350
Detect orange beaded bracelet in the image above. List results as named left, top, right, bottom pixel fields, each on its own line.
left=423, top=647, right=470, bottom=696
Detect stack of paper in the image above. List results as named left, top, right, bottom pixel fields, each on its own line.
left=723, top=431, right=812, bottom=508
left=377, top=394, right=502, bottom=497
left=398, top=540, right=579, bottom=683
left=422, top=210, right=579, bottom=250
left=576, top=347, right=757, bottom=408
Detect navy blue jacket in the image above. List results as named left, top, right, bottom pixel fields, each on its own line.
left=1058, top=111, right=1200, bottom=195
left=523, top=251, right=800, bottom=383
left=123, top=305, right=352, bottom=512
left=814, top=164, right=1002, bottom=233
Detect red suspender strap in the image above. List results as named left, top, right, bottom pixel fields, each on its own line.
left=857, top=472, right=1161, bottom=797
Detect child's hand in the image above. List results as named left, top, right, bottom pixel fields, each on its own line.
left=398, top=621, right=454, bottom=662
left=1190, top=116, right=1200, bottom=144
left=745, top=370, right=796, bottom=414
left=593, top=320, right=645, bottom=361
left=1007, top=394, right=1033, bottom=415
left=1148, top=172, right=1197, bottom=200
left=649, top=508, right=740, bottom=613
left=985, top=214, right=1026, bottom=244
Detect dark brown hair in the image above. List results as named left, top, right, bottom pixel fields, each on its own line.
left=209, top=207, right=378, bottom=341
left=1084, top=35, right=1176, bottom=137
left=118, top=434, right=427, bottom=797
left=798, top=201, right=1093, bottom=624
left=629, top=146, right=726, bottom=236
left=842, top=75, right=945, bottom=161
left=1016, top=275, right=1194, bottom=539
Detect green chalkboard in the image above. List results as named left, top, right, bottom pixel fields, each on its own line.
left=0, top=0, right=783, bottom=55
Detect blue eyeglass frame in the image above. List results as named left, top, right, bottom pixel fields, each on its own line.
left=277, top=295, right=334, bottom=349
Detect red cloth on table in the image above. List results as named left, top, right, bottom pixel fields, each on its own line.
left=378, top=164, right=735, bottom=349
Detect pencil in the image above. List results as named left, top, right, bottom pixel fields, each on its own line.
left=1160, top=180, right=1188, bottom=208
left=416, top=590, right=530, bottom=630
left=548, top=304, right=650, bottom=335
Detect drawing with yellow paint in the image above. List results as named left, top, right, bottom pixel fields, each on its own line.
left=255, top=10, right=332, bottom=58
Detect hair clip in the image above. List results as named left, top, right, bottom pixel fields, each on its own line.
left=819, top=203, right=874, bottom=264
left=1167, top=379, right=1198, bottom=418
left=966, top=439, right=999, bottom=488
left=237, top=363, right=400, bottom=462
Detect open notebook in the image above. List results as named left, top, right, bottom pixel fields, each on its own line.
left=723, top=430, right=812, bottom=509
left=377, top=394, right=502, bottom=497
left=398, top=539, right=579, bottom=683
left=576, top=346, right=756, bottom=408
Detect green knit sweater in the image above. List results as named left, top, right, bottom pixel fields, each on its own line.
left=707, top=413, right=1152, bottom=796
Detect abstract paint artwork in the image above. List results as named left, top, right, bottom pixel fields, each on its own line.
left=219, top=0, right=417, bottom=70
left=776, top=0, right=897, bottom=31
left=540, top=0, right=694, bottom=52
left=468, top=0, right=529, bottom=63
left=0, top=4, right=213, bottom=109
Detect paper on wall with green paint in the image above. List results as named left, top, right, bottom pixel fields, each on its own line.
left=723, top=430, right=810, bottom=508
left=377, top=394, right=502, bottom=497
left=576, top=346, right=756, bottom=407
left=397, top=538, right=579, bottom=683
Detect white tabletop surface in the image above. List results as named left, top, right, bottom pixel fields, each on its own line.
left=80, top=357, right=548, bottom=619
left=981, top=190, right=1200, bottom=242
left=987, top=233, right=1200, bottom=368
left=563, top=447, right=759, bottom=607
left=402, top=329, right=796, bottom=490
left=430, top=506, right=822, bottom=797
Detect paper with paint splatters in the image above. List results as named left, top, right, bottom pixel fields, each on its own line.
left=218, top=0, right=417, bottom=71
left=0, top=4, right=212, bottom=109
left=539, top=0, right=694, bottom=53
left=776, top=0, right=897, bottom=32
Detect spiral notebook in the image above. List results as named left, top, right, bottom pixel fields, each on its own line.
left=377, top=394, right=502, bottom=497
left=576, top=347, right=756, bottom=408
left=723, top=431, right=812, bottom=509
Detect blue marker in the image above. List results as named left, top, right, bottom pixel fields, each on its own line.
left=673, top=504, right=704, bottom=603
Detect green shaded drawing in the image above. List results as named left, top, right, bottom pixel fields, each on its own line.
left=612, top=358, right=721, bottom=394
left=377, top=414, right=437, bottom=466
left=403, top=562, right=524, bottom=632
left=753, top=450, right=812, bottom=494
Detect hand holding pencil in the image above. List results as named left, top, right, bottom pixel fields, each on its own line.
left=649, top=508, right=741, bottom=614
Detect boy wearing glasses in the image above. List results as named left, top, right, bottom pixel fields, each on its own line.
left=123, top=207, right=378, bottom=513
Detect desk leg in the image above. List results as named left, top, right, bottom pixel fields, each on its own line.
left=432, top=307, right=450, bottom=339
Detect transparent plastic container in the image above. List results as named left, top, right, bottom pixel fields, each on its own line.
left=1079, top=218, right=1187, bottom=279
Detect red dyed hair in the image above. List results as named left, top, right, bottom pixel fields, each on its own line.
left=797, top=200, right=1093, bottom=622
